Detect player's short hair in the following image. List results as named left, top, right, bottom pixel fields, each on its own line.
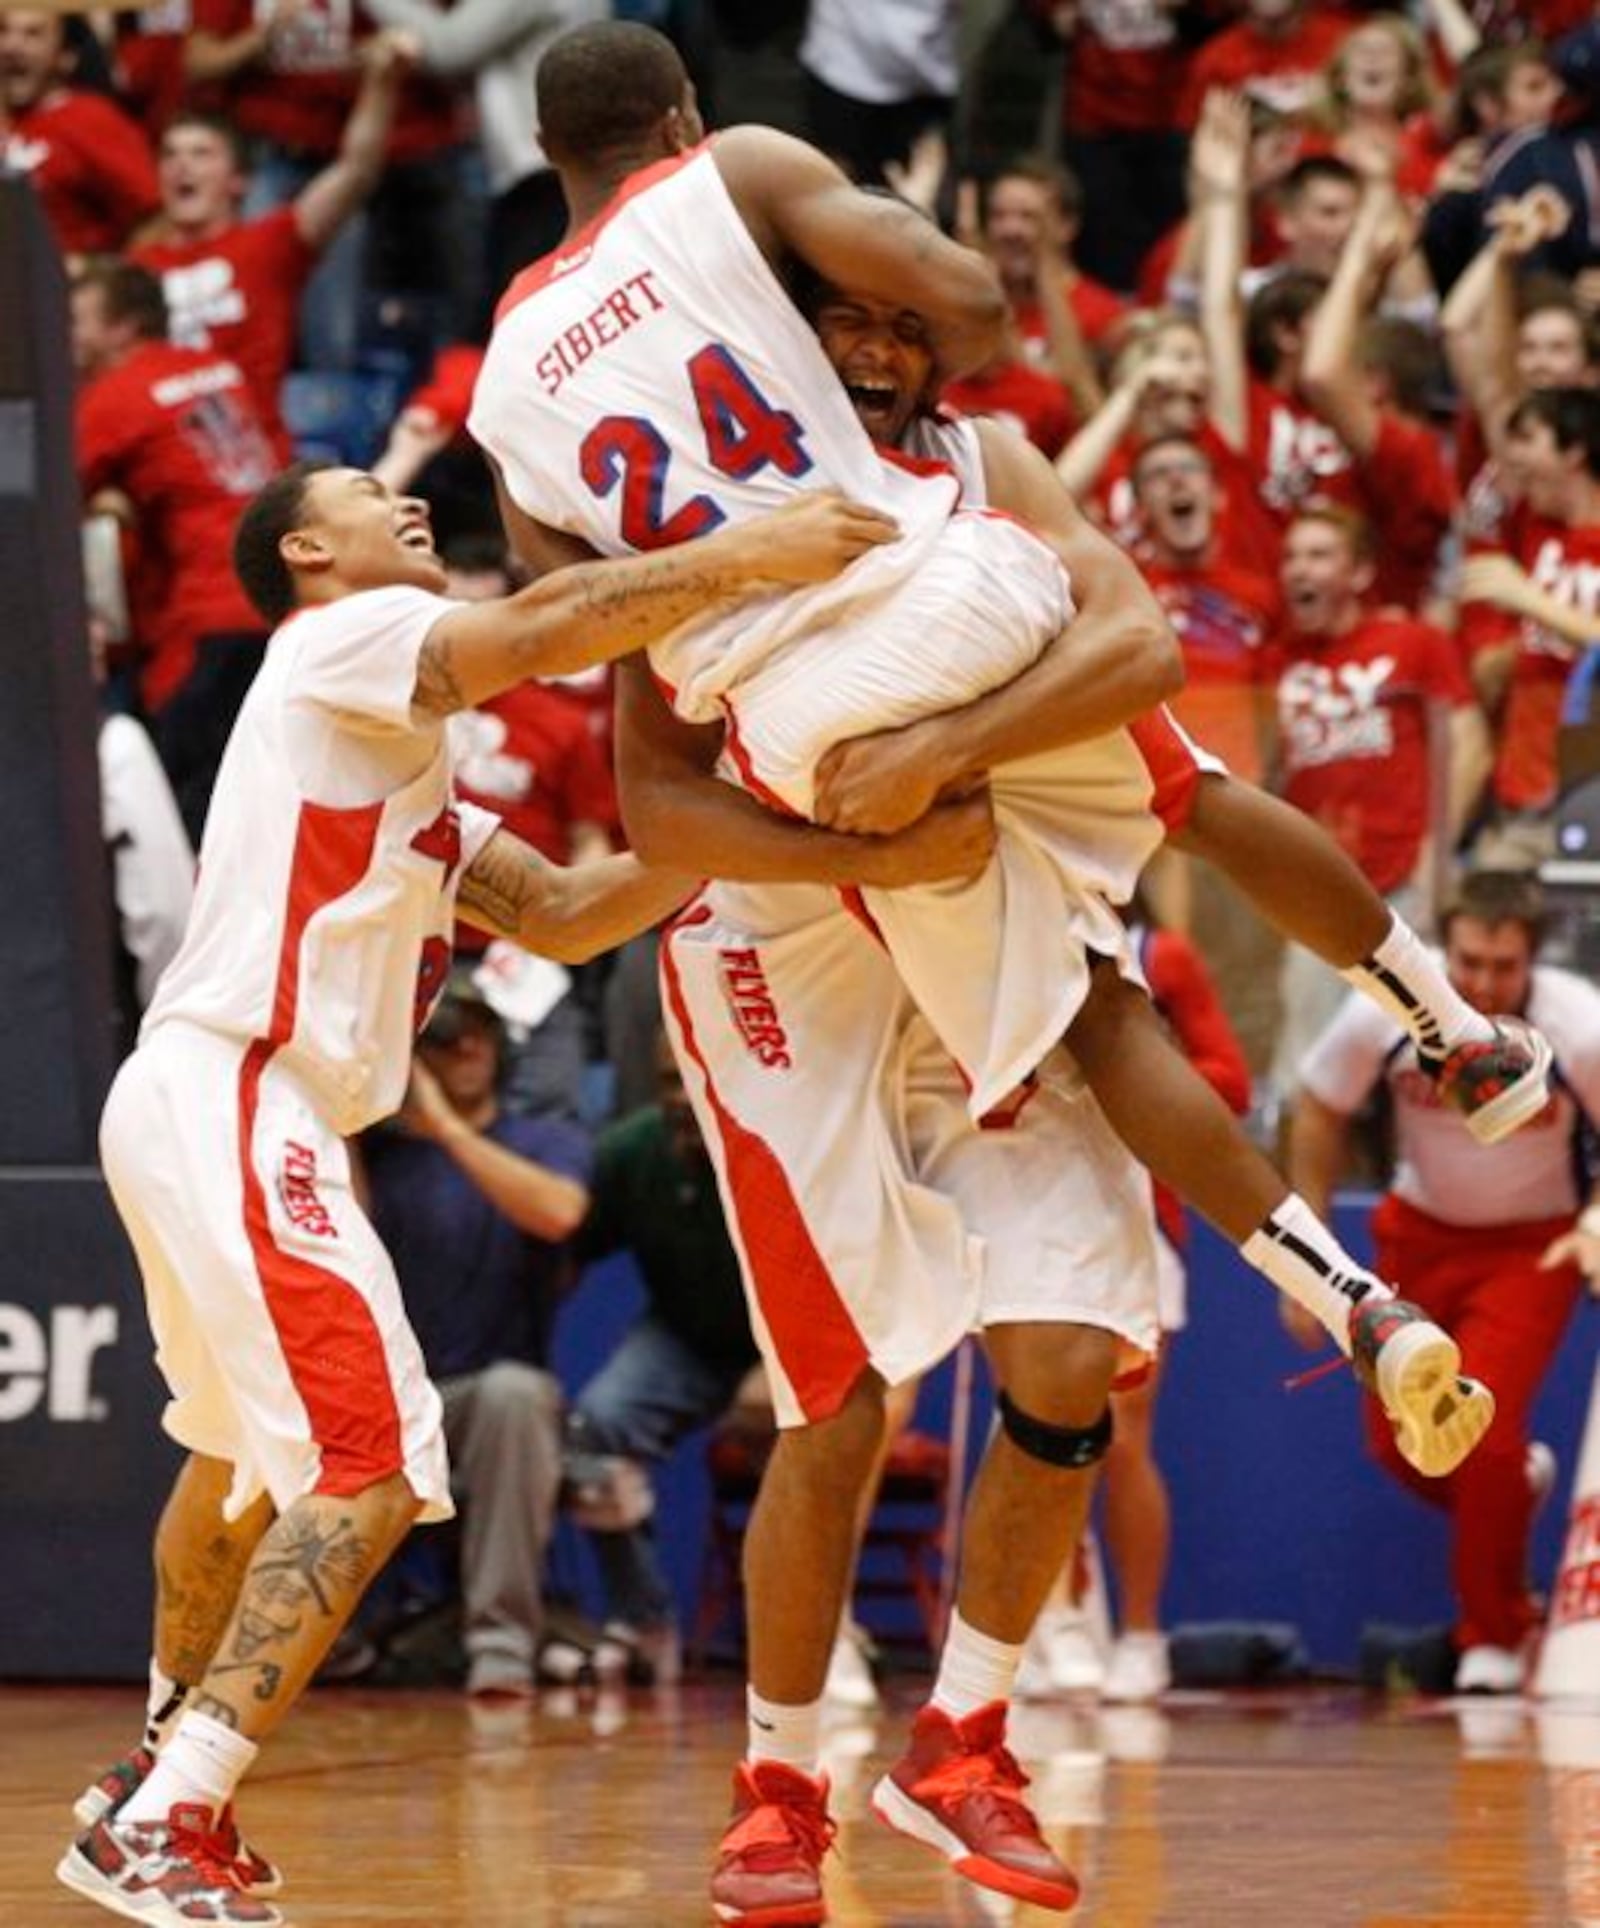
left=536, top=22, right=689, bottom=167
left=1245, top=271, right=1327, bottom=377
left=1442, top=870, right=1547, bottom=947
left=232, top=460, right=334, bottom=627
left=73, top=258, right=168, bottom=343
left=161, top=110, right=249, bottom=172
left=1287, top=502, right=1375, bottom=563
left=1507, top=386, right=1600, bottom=477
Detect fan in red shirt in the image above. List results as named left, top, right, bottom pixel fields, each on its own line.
left=132, top=40, right=411, bottom=454
left=1270, top=505, right=1490, bottom=1078
left=1061, top=310, right=1280, bottom=571
left=1179, top=0, right=1354, bottom=128
left=975, top=158, right=1125, bottom=423
left=188, top=0, right=454, bottom=169
left=1027, top=0, right=1191, bottom=292
left=0, top=10, right=158, bottom=256
left=72, top=260, right=276, bottom=843
left=1130, top=433, right=1283, bottom=784
left=1457, top=389, right=1600, bottom=858
left=1442, top=189, right=1599, bottom=661
left=1195, top=95, right=1455, bottom=606
left=1297, top=16, right=1446, bottom=203
left=1275, top=508, right=1488, bottom=897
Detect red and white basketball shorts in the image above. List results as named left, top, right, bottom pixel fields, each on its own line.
left=100, top=1022, right=452, bottom=1522
left=660, top=889, right=1162, bottom=1429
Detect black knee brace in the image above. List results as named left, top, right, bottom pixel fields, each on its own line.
left=997, top=1390, right=1113, bottom=1468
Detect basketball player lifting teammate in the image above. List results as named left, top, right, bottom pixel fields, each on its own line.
left=55, top=471, right=929, bottom=1926
left=469, top=24, right=1555, bottom=1923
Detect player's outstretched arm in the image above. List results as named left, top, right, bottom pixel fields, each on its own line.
left=712, top=125, right=1007, bottom=384
left=412, top=490, right=897, bottom=718
left=615, top=661, right=996, bottom=888
left=456, top=827, right=697, bottom=964
left=813, top=423, right=1183, bottom=835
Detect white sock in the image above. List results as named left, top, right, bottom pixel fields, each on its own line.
left=1342, top=913, right=1493, bottom=1059
left=1242, top=1194, right=1393, bottom=1356
left=119, top=1711, right=257, bottom=1825
left=144, top=1662, right=189, bottom=1752
left=746, top=1688, right=823, bottom=1775
left=931, top=1609, right=1022, bottom=1719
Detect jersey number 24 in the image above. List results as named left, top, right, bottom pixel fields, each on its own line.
left=580, top=345, right=814, bottom=550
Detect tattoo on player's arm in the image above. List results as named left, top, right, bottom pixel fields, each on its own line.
left=413, top=632, right=468, bottom=718
left=458, top=837, right=552, bottom=939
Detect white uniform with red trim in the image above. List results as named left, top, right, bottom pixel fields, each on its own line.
left=100, top=585, right=499, bottom=1519
left=470, top=141, right=1174, bottom=1115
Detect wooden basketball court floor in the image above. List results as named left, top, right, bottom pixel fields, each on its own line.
left=5, top=1680, right=1599, bottom=1926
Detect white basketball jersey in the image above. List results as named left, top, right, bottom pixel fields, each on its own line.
left=469, top=141, right=962, bottom=724
left=142, top=585, right=501, bottom=1135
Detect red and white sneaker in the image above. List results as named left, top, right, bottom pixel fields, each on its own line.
left=710, top=1760, right=836, bottom=1926
left=56, top=1802, right=282, bottom=1925
left=871, top=1702, right=1080, bottom=1911
left=73, top=1752, right=283, bottom=1896
left=1421, top=1018, right=1553, bottom=1145
left=1350, top=1297, right=1495, bottom=1477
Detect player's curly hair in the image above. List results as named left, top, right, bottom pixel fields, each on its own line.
left=536, top=22, right=688, bottom=168
left=232, top=460, right=334, bottom=626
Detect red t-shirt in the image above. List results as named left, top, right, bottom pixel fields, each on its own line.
left=451, top=684, right=620, bottom=949
left=941, top=360, right=1076, bottom=459
left=190, top=0, right=458, bottom=161
left=1053, top=0, right=1189, bottom=138
left=1140, top=551, right=1283, bottom=781
left=1012, top=275, right=1129, bottom=362
left=134, top=208, right=317, bottom=451
left=1275, top=613, right=1472, bottom=892
left=77, top=343, right=275, bottom=710
left=1179, top=9, right=1355, bottom=127
left=1245, top=382, right=1454, bottom=606
left=2, top=89, right=159, bottom=255
left=118, top=0, right=202, bottom=132
left=1476, top=508, right=1600, bottom=812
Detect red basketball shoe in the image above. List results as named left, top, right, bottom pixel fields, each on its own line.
left=57, top=1802, right=282, bottom=1926
left=74, top=1750, right=283, bottom=1894
left=872, top=1701, right=1079, bottom=1910
left=710, top=1760, right=836, bottom=1926
left=1421, top=1018, right=1552, bottom=1145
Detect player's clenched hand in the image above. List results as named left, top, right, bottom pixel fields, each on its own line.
left=745, top=491, right=899, bottom=583
left=814, top=721, right=949, bottom=835
left=860, top=791, right=996, bottom=887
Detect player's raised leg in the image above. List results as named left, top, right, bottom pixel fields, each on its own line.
left=1176, top=778, right=1551, bottom=1144
left=1066, top=960, right=1495, bottom=1478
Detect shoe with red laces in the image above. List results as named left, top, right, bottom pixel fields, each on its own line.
left=710, top=1760, right=836, bottom=1926
left=1421, top=1018, right=1552, bottom=1145
left=73, top=1751, right=283, bottom=1896
left=871, top=1701, right=1079, bottom=1911
left=56, top=1801, right=282, bottom=1925
left=1350, top=1297, right=1495, bottom=1478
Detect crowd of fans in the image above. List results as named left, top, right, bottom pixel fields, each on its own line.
left=7, top=0, right=1600, bottom=1697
